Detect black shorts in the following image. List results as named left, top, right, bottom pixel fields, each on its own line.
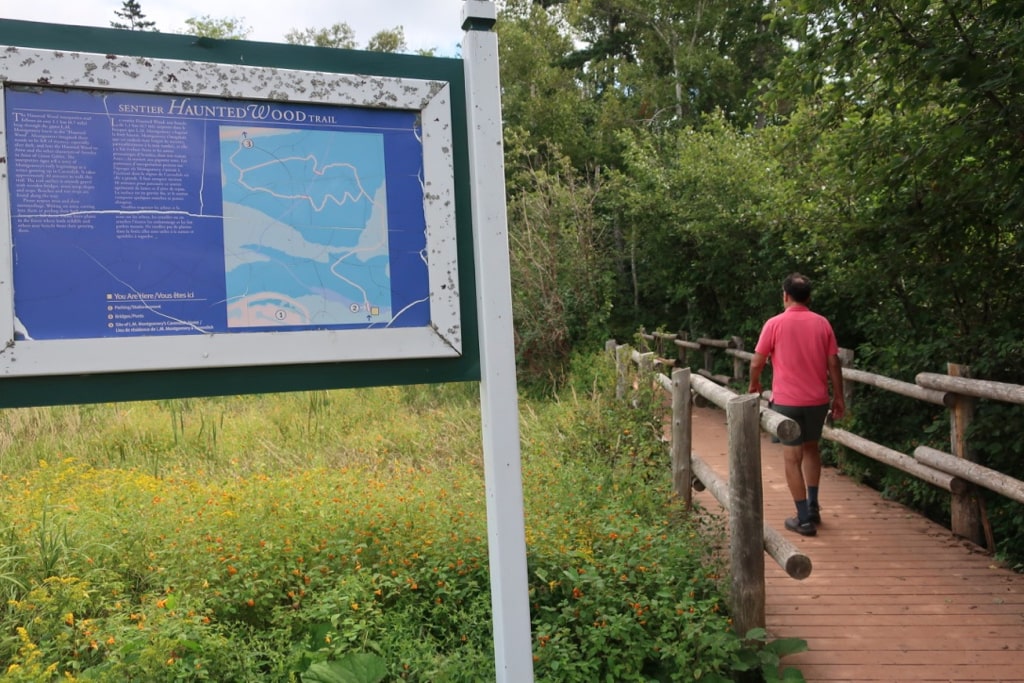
left=772, top=403, right=830, bottom=446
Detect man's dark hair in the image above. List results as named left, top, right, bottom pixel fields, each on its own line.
left=783, top=273, right=812, bottom=303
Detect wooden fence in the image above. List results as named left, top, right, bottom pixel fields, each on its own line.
left=608, top=329, right=1024, bottom=634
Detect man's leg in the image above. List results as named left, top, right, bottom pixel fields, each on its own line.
left=802, top=440, right=821, bottom=489
left=776, top=404, right=822, bottom=535
left=783, top=443, right=816, bottom=535
left=803, top=440, right=822, bottom=521
left=783, top=444, right=806, bottom=502
left=784, top=442, right=811, bottom=519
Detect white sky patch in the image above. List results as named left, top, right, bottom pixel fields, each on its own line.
left=1, top=0, right=466, bottom=56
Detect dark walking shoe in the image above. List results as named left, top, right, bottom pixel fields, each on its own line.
left=785, top=517, right=817, bottom=536
left=808, top=502, right=821, bottom=524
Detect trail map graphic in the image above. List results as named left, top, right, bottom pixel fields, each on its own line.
left=221, top=126, right=392, bottom=328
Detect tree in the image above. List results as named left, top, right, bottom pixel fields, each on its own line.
left=366, top=27, right=407, bottom=53
left=285, top=23, right=416, bottom=53
left=110, top=0, right=156, bottom=31
left=285, top=23, right=357, bottom=49
left=506, top=141, right=615, bottom=384
left=182, top=15, right=251, bottom=40
left=605, top=118, right=792, bottom=335
left=559, top=0, right=789, bottom=131
left=498, top=2, right=597, bottom=169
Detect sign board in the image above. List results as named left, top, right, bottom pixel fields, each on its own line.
left=0, top=22, right=479, bottom=406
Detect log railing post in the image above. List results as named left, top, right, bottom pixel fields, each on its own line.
left=656, top=333, right=667, bottom=361
left=727, top=393, right=766, bottom=635
left=731, top=336, right=745, bottom=383
left=637, top=326, right=649, bottom=352
left=948, top=363, right=984, bottom=546
left=635, top=351, right=655, bottom=408
left=614, top=343, right=628, bottom=400
left=671, top=367, right=693, bottom=507
left=677, top=331, right=689, bottom=367
left=639, top=351, right=655, bottom=376
left=838, top=348, right=855, bottom=412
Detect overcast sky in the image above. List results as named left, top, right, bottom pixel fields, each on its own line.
left=2, top=0, right=468, bottom=55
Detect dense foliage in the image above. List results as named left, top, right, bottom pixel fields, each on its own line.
left=496, top=0, right=1024, bottom=565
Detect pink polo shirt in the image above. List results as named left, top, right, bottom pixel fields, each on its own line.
left=754, top=304, right=838, bottom=406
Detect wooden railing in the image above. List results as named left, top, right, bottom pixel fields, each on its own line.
left=607, top=340, right=807, bottom=636
left=631, top=328, right=1024, bottom=547
left=608, top=330, right=1024, bottom=635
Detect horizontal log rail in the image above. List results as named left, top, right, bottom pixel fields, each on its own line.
left=845, top=367, right=948, bottom=406
left=914, top=446, right=1024, bottom=505
left=649, top=352, right=800, bottom=443
left=727, top=349, right=754, bottom=362
left=916, top=372, right=1024, bottom=405
left=691, top=455, right=812, bottom=580
left=696, top=337, right=736, bottom=349
left=674, top=338, right=702, bottom=351
left=688, top=373, right=801, bottom=443
left=823, top=426, right=967, bottom=494
left=643, top=329, right=702, bottom=350
left=696, top=368, right=732, bottom=385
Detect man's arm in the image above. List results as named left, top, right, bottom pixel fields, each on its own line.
left=828, top=353, right=846, bottom=420
left=749, top=352, right=768, bottom=396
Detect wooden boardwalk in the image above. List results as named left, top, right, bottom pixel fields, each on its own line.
left=689, top=404, right=1024, bottom=683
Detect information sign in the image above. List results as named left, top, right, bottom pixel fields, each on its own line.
left=0, top=44, right=463, bottom=379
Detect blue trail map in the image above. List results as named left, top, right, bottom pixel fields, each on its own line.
left=221, top=126, right=392, bottom=328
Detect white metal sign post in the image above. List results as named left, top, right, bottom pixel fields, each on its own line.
left=463, top=2, right=536, bottom=681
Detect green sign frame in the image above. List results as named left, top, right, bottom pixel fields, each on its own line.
left=0, top=20, right=479, bottom=408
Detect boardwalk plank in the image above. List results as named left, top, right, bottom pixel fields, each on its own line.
left=768, top=601, right=1024, bottom=613
left=789, top=650, right=1024, bottom=665
left=786, top=664, right=1024, bottom=682
left=769, top=613, right=1024, bottom=626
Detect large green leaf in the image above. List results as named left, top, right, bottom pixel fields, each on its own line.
left=300, top=654, right=387, bottom=683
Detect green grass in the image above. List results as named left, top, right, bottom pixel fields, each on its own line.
left=0, top=354, right=801, bottom=681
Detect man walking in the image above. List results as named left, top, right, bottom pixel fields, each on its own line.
left=748, top=273, right=846, bottom=536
